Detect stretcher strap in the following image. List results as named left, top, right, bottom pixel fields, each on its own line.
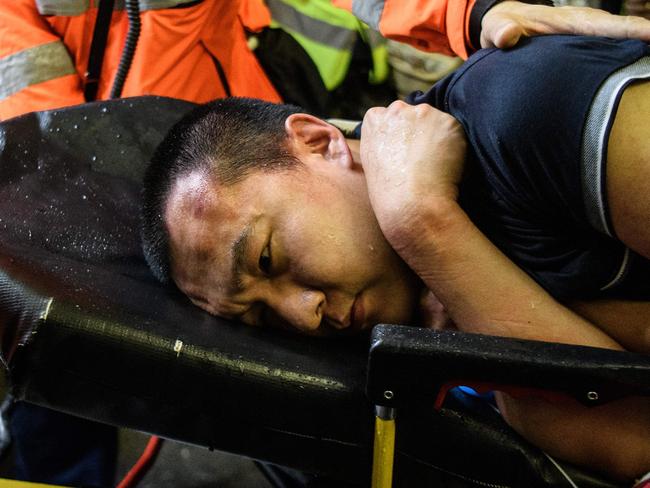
left=85, top=0, right=116, bottom=101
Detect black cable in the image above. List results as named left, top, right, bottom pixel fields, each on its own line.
left=110, top=0, right=141, bottom=99
left=84, top=0, right=115, bottom=102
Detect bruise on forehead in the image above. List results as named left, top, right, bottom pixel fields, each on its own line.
left=164, top=170, right=222, bottom=289
left=164, top=169, right=263, bottom=315
left=169, top=170, right=211, bottom=218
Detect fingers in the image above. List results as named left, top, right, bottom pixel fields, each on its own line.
left=566, top=6, right=650, bottom=40
left=361, top=106, right=383, bottom=127
left=362, top=101, right=412, bottom=124
left=481, top=21, right=524, bottom=49
left=481, top=1, right=650, bottom=49
left=620, top=8, right=650, bottom=35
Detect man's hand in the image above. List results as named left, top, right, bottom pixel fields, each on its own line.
left=419, top=289, right=456, bottom=331
left=360, top=101, right=467, bottom=247
left=482, top=1, right=650, bottom=49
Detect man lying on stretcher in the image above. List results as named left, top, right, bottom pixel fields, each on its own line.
left=141, top=35, right=650, bottom=482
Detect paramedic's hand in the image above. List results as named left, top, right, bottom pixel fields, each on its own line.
left=482, top=1, right=650, bottom=49
left=360, top=101, right=466, bottom=245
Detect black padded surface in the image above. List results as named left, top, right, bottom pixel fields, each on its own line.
left=0, top=97, right=623, bottom=488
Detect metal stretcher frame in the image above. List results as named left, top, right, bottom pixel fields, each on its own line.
left=0, top=97, right=642, bottom=488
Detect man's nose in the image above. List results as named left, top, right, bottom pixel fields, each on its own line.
left=267, top=285, right=325, bottom=333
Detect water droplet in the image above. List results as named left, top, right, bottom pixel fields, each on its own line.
left=101, top=107, right=108, bottom=113
left=73, top=124, right=79, bottom=129
left=82, top=195, right=87, bottom=200
left=115, top=133, right=121, bottom=139
left=91, top=156, right=97, bottom=162
left=83, top=115, right=88, bottom=121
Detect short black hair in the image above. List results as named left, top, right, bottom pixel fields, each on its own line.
left=141, top=97, right=303, bottom=283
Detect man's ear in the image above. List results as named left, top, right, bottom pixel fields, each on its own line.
left=285, top=113, right=352, bottom=168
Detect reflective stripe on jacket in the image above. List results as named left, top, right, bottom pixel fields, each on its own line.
left=0, top=0, right=281, bottom=120
left=266, top=0, right=389, bottom=90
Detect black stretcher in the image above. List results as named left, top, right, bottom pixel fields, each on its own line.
left=0, top=96, right=647, bottom=488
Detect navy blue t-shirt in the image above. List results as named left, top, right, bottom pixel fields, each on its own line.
left=404, top=36, right=650, bottom=300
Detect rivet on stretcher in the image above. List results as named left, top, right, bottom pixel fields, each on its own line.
left=587, top=391, right=599, bottom=401
left=383, top=390, right=394, bottom=400
left=173, top=339, right=184, bottom=357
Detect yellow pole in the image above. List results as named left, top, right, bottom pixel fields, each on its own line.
left=371, top=406, right=396, bottom=488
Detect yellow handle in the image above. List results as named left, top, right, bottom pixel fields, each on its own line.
left=371, top=415, right=396, bottom=488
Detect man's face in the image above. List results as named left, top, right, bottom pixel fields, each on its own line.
left=165, top=141, right=420, bottom=336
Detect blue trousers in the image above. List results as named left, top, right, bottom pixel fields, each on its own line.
left=9, top=402, right=117, bottom=487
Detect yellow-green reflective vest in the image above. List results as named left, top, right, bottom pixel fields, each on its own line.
left=266, top=0, right=389, bottom=91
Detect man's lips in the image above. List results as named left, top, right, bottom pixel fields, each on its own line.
left=321, top=294, right=366, bottom=333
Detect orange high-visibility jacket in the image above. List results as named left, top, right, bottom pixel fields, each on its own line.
left=334, top=0, right=540, bottom=59
left=0, top=0, right=281, bottom=120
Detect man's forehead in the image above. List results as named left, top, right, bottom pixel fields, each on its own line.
left=165, top=171, right=250, bottom=301
left=166, top=170, right=240, bottom=228
left=166, top=170, right=213, bottom=218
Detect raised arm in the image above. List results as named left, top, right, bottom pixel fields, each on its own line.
left=334, top=0, right=650, bottom=58
left=360, top=101, right=621, bottom=348
left=360, top=101, right=650, bottom=480
left=481, top=1, right=650, bottom=48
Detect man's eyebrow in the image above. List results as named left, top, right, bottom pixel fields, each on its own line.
left=230, top=223, right=252, bottom=294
